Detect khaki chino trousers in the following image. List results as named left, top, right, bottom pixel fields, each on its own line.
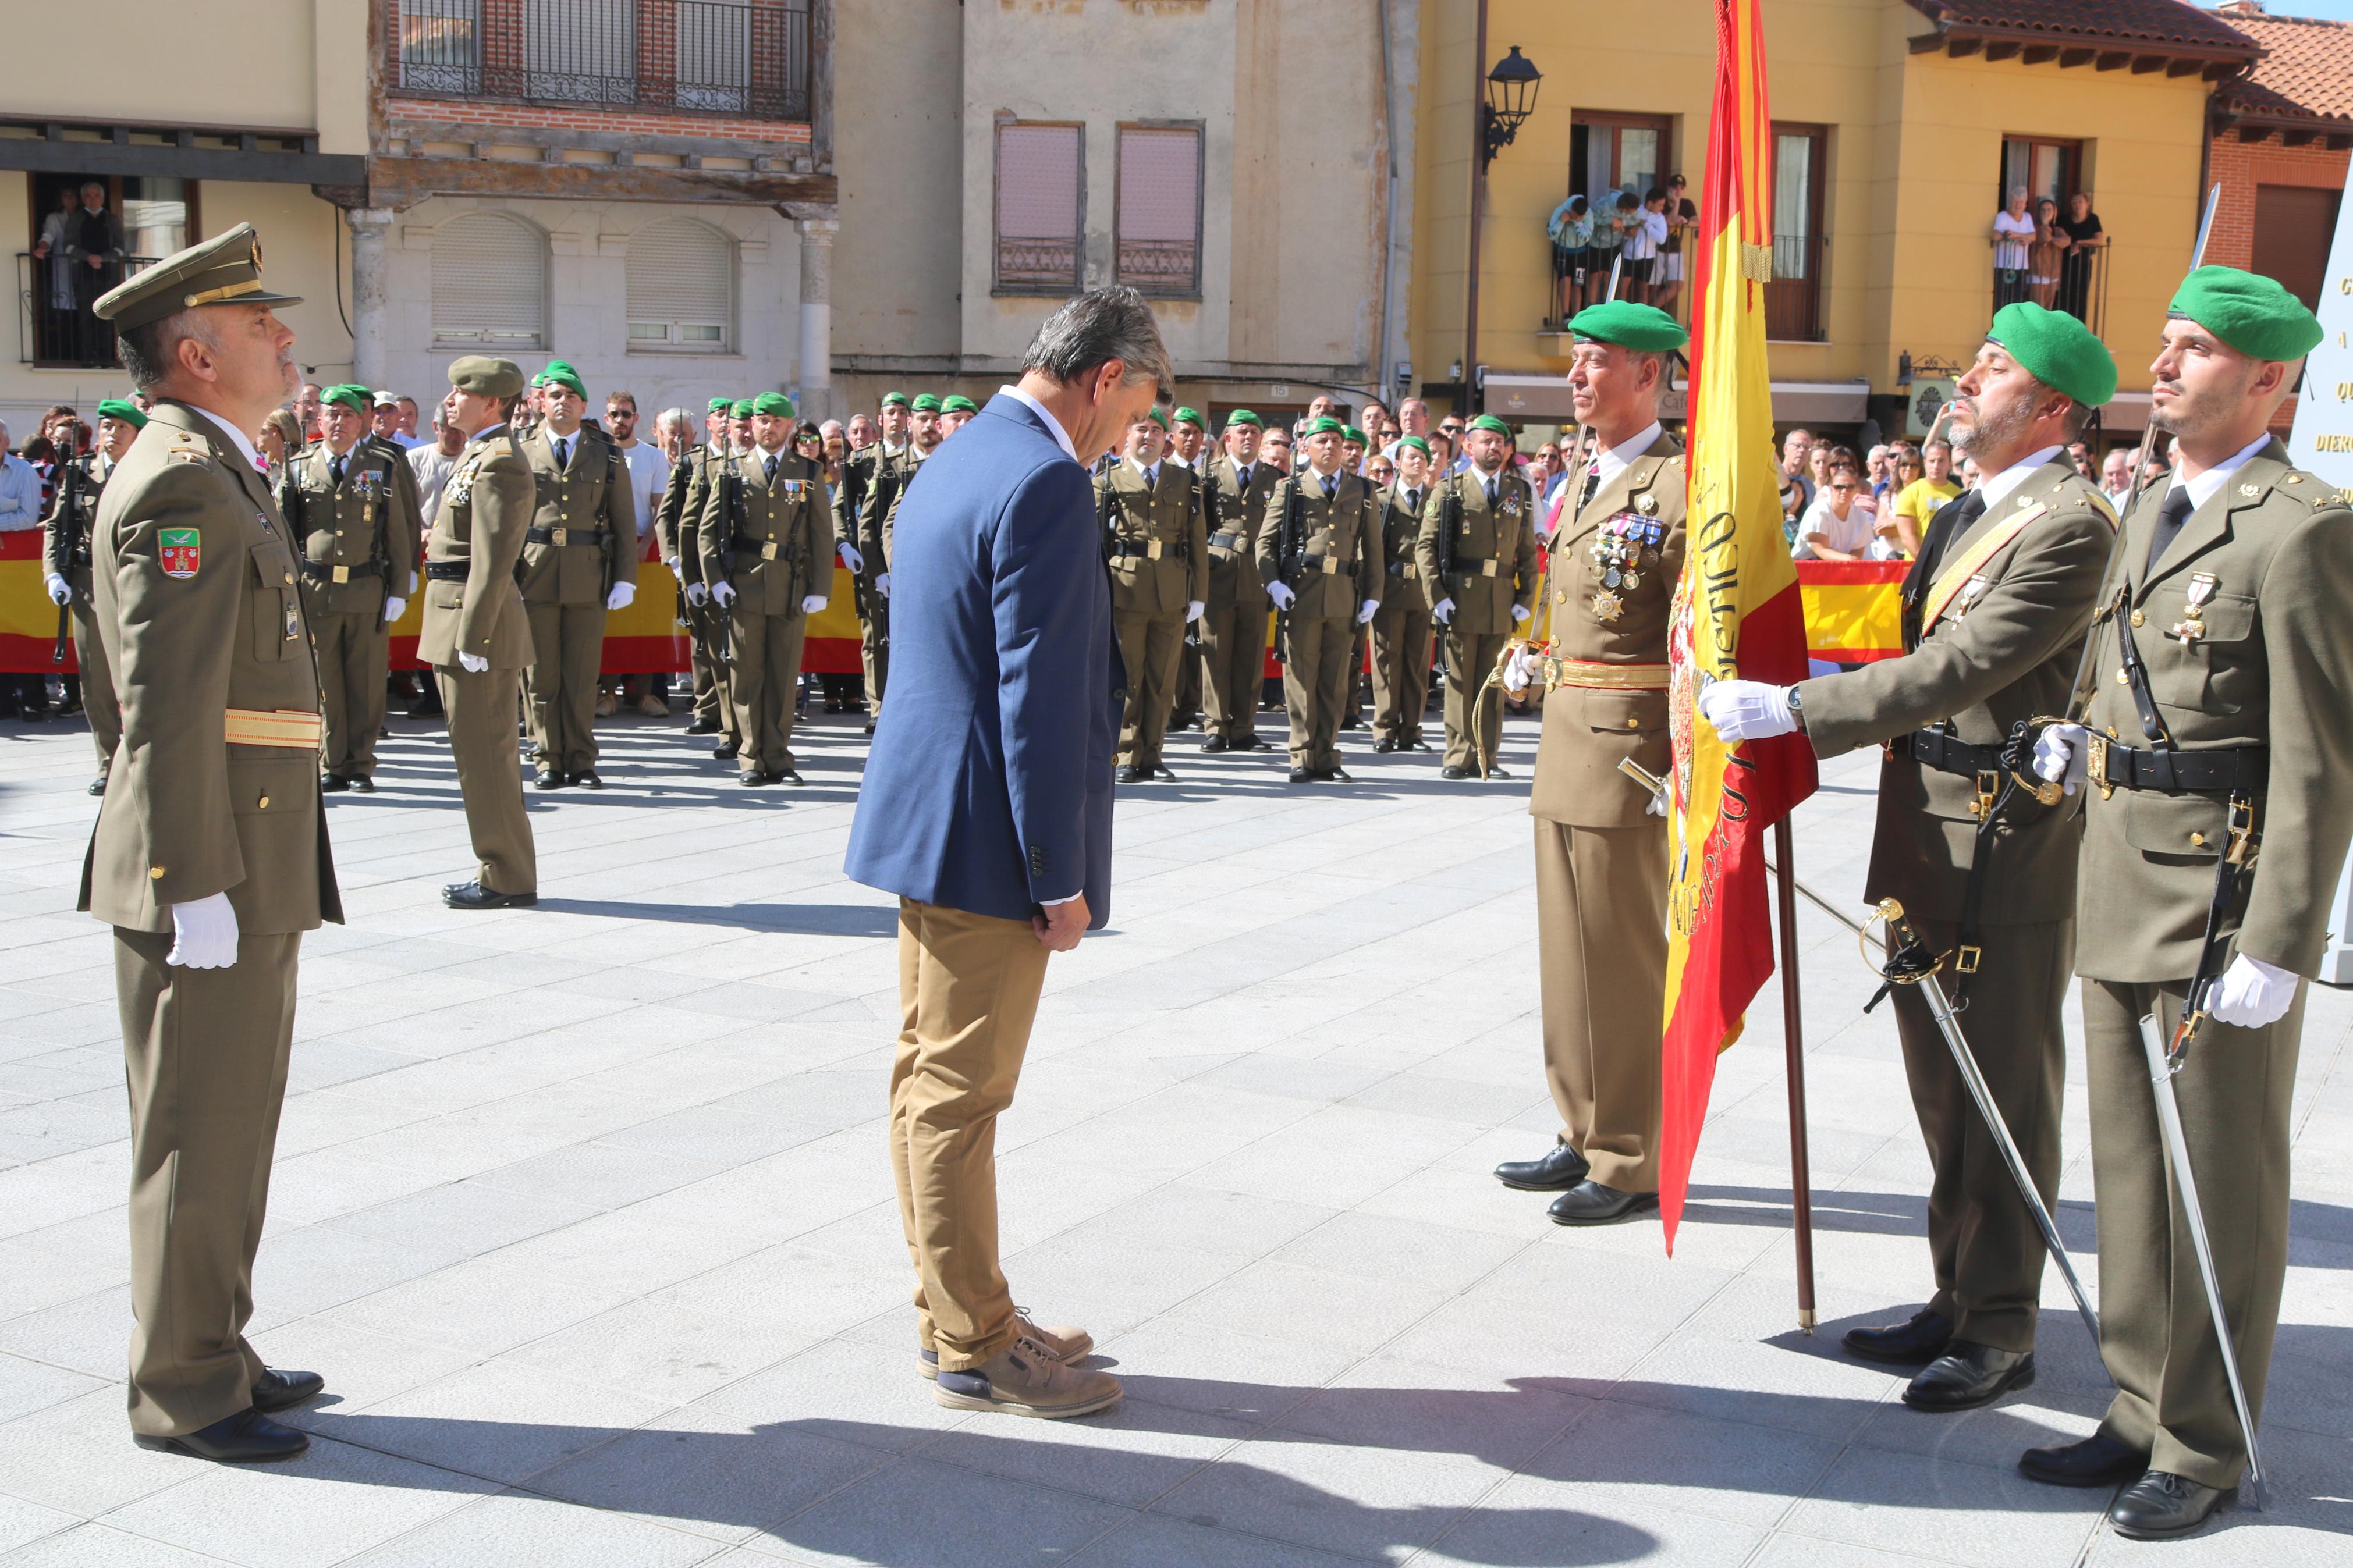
left=1534, top=817, right=1667, bottom=1192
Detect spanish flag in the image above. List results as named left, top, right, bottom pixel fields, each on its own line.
left=1659, top=0, right=1818, bottom=1251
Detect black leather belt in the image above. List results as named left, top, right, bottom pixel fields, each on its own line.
left=423, top=560, right=470, bottom=581
left=301, top=559, right=382, bottom=580
left=1903, top=729, right=2000, bottom=778
left=730, top=534, right=795, bottom=561
left=2088, top=739, right=2267, bottom=796
left=527, top=525, right=606, bottom=545
left=1300, top=552, right=1355, bottom=574
left=1209, top=531, right=1246, bottom=551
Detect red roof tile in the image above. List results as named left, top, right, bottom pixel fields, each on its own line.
left=1908, top=0, right=2261, bottom=55
left=2215, top=10, right=2353, bottom=125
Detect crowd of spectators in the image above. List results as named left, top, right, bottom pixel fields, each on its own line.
left=1547, top=175, right=1697, bottom=325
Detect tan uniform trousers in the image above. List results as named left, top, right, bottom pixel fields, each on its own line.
left=308, top=606, right=390, bottom=781
left=891, top=898, right=1050, bottom=1371
left=1535, top=817, right=1667, bottom=1192
left=1198, top=598, right=1268, bottom=746
left=2086, top=977, right=2302, bottom=1490
left=436, top=664, right=537, bottom=896
left=1369, top=600, right=1433, bottom=746
left=1280, top=613, right=1354, bottom=772
left=69, top=592, right=120, bottom=778
left=860, top=589, right=889, bottom=719
left=1174, top=621, right=1202, bottom=725
left=727, top=605, right=808, bottom=776
left=1113, top=609, right=1185, bottom=770
left=524, top=602, right=605, bottom=777
left=115, top=927, right=299, bottom=1437
left=1886, top=915, right=2069, bottom=1354
left=688, top=598, right=733, bottom=734
left=1442, top=629, right=1510, bottom=772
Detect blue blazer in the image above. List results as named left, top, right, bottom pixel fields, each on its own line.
left=845, top=395, right=1123, bottom=927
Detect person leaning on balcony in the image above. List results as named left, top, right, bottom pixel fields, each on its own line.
left=2057, top=192, right=2106, bottom=322
left=1992, top=187, right=2035, bottom=308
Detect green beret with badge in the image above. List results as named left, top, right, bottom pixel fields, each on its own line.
left=2169, top=265, right=2324, bottom=363
left=1467, top=414, right=1514, bottom=438
left=731, top=399, right=756, bottom=419
left=1396, top=435, right=1429, bottom=458
left=941, top=394, right=979, bottom=415
left=96, top=397, right=146, bottom=429
left=1304, top=415, right=1346, bottom=437
left=448, top=355, right=526, bottom=398
left=1984, top=301, right=2116, bottom=407
left=533, top=360, right=587, bottom=399
left=752, top=392, right=797, bottom=418
left=1224, top=408, right=1264, bottom=431
left=1568, top=298, right=1690, bottom=352
left=881, top=391, right=910, bottom=410
left=1144, top=405, right=1169, bottom=430
left=1343, top=425, right=1367, bottom=446
left=321, top=383, right=371, bottom=413
left=1172, top=406, right=1205, bottom=430
left=911, top=393, right=942, bottom=414
left=92, top=221, right=301, bottom=330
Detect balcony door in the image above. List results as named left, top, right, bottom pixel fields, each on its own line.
left=1765, top=124, right=1825, bottom=342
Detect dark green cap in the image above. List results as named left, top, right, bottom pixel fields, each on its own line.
left=1985, top=301, right=2117, bottom=407
left=95, top=397, right=145, bottom=429
left=751, top=392, right=797, bottom=418
left=93, top=222, right=301, bottom=331
left=941, top=394, right=979, bottom=415
left=1223, top=409, right=1264, bottom=431
left=881, top=391, right=910, bottom=409
left=708, top=397, right=733, bottom=414
left=534, top=360, right=587, bottom=399
left=448, top=356, right=526, bottom=398
left=1568, top=299, right=1690, bottom=352
left=731, top=399, right=756, bottom=418
left=2169, top=265, right=2324, bottom=362
left=911, top=393, right=943, bottom=414
left=1395, top=435, right=1430, bottom=458
left=1142, top=406, right=1168, bottom=429
left=1304, top=415, right=1346, bottom=437
left=1172, top=406, right=1205, bottom=429
left=321, top=383, right=371, bottom=413
left=1342, top=425, right=1367, bottom=445
left=1467, top=414, right=1514, bottom=438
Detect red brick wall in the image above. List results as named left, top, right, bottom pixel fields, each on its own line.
left=2203, top=129, right=2349, bottom=272
left=387, top=97, right=812, bottom=144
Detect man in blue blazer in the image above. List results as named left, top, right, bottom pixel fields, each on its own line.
left=846, top=287, right=1169, bottom=1419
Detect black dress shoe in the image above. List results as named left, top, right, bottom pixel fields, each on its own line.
left=1902, top=1341, right=2034, bottom=1411
left=712, top=741, right=740, bottom=760
left=1841, top=1309, right=1953, bottom=1367
left=740, top=771, right=776, bottom=787
left=2110, top=1470, right=2234, bottom=1540
left=251, top=1367, right=324, bottom=1413
left=1117, top=765, right=1148, bottom=784
left=442, top=880, right=537, bottom=910
left=320, top=774, right=350, bottom=793
left=1152, top=766, right=1177, bottom=781
left=1485, top=765, right=1512, bottom=780
left=1288, top=766, right=1314, bottom=783
left=1322, top=766, right=1353, bottom=781
left=1548, top=1181, right=1660, bottom=1225
left=685, top=717, right=721, bottom=735
left=88, top=776, right=107, bottom=796
left=350, top=777, right=374, bottom=794
left=1440, top=764, right=1469, bottom=780
left=2018, top=1432, right=2148, bottom=1488
left=574, top=771, right=603, bottom=790
left=535, top=771, right=565, bottom=790
left=863, top=720, right=877, bottom=735
left=780, top=769, right=806, bottom=785
left=1375, top=737, right=1397, bottom=753
left=1202, top=735, right=1229, bottom=753
left=1240, top=737, right=1271, bottom=751
left=133, top=1408, right=309, bottom=1464
left=1495, top=1138, right=1591, bottom=1192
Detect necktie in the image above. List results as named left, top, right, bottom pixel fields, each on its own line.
left=764, top=454, right=779, bottom=485
left=329, top=456, right=345, bottom=486
left=1485, top=478, right=1498, bottom=508
left=2145, top=486, right=2195, bottom=574
left=1322, top=477, right=1337, bottom=501
left=1406, top=489, right=1421, bottom=513
left=1899, top=488, right=1986, bottom=648
left=1237, top=464, right=1251, bottom=487
left=554, top=437, right=570, bottom=470
left=1578, top=461, right=1600, bottom=514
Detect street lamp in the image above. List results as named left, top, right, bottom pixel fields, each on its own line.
left=1481, top=46, right=1542, bottom=172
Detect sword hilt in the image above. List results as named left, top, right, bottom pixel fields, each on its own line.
left=1859, top=898, right=1946, bottom=1014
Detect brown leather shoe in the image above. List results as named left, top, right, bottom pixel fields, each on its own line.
left=932, top=1335, right=1121, bottom=1419
left=920, top=1313, right=1093, bottom=1379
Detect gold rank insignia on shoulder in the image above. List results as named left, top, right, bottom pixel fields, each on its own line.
left=2284, top=474, right=2304, bottom=485
left=2239, top=482, right=2261, bottom=498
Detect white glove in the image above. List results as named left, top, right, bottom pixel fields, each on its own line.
left=2208, top=952, right=2298, bottom=1029
left=382, top=596, right=406, bottom=624
left=685, top=581, right=708, bottom=607
left=2033, top=723, right=2090, bottom=795
left=800, top=593, right=828, bottom=614
left=838, top=542, right=864, bottom=574
left=1432, top=597, right=1455, bottom=624
left=1510, top=603, right=1532, bottom=624
left=1186, top=600, right=1205, bottom=624
left=1500, top=645, right=1538, bottom=694
left=711, top=581, right=737, bottom=609
left=1645, top=786, right=1670, bottom=817
left=166, top=893, right=238, bottom=970
left=45, top=573, right=72, bottom=606
left=665, top=556, right=680, bottom=574
left=876, top=572, right=892, bottom=598
left=1357, top=599, right=1378, bottom=625
left=1697, top=679, right=1798, bottom=742
left=605, top=582, right=635, bottom=612
left=1266, top=581, right=1296, bottom=611
left=458, top=650, right=489, bottom=673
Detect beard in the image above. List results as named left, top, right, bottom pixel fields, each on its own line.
left=1949, top=390, right=2034, bottom=459
left=2148, top=367, right=2250, bottom=439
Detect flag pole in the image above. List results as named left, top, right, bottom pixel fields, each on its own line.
left=1773, top=817, right=1816, bottom=1332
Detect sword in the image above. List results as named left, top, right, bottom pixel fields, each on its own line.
left=1616, top=755, right=2104, bottom=1353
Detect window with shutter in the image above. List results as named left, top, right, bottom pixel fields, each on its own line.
left=626, top=219, right=736, bottom=352
left=431, top=213, right=549, bottom=350
left=995, top=122, right=1084, bottom=295
left=1115, top=125, right=1201, bottom=296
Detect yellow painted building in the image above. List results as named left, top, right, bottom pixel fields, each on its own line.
left=1412, top=0, right=2260, bottom=442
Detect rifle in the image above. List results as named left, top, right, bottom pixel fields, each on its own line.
left=1439, top=474, right=1463, bottom=591
left=52, top=603, right=70, bottom=667
left=1188, top=463, right=1220, bottom=652
left=1274, top=478, right=1306, bottom=664
left=863, top=457, right=902, bottom=652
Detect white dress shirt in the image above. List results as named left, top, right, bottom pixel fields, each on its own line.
left=2169, top=433, right=2272, bottom=513
left=1974, top=444, right=2062, bottom=511
left=190, top=406, right=265, bottom=472
left=996, top=384, right=1078, bottom=464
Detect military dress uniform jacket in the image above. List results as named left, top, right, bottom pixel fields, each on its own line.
left=2077, top=438, right=2353, bottom=982
left=1529, top=435, right=1687, bottom=827
left=1202, top=456, right=1282, bottom=613
left=1256, top=471, right=1382, bottom=618
left=76, top=401, right=341, bottom=934
left=1099, top=461, right=1209, bottom=616
left=283, top=435, right=423, bottom=617
left=655, top=441, right=711, bottom=588
left=1378, top=484, right=1435, bottom=613
left=699, top=449, right=832, bottom=614
left=1800, top=460, right=2113, bottom=925
left=1414, top=469, right=1541, bottom=633
left=847, top=444, right=920, bottom=571
left=519, top=423, right=638, bottom=606
left=418, top=428, right=536, bottom=670
left=42, top=452, right=108, bottom=591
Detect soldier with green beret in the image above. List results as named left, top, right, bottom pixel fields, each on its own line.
left=939, top=394, right=980, bottom=438
left=1704, top=297, right=2120, bottom=1396
left=81, top=223, right=338, bottom=1462
left=1259, top=415, right=1380, bottom=780
left=911, top=392, right=943, bottom=415
left=1099, top=404, right=1208, bottom=780
left=1417, top=411, right=1539, bottom=778
left=832, top=393, right=917, bottom=730
left=658, top=400, right=737, bottom=745
left=1369, top=433, right=1439, bottom=753
left=519, top=359, right=637, bottom=788
left=42, top=396, right=145, bottom=793
left=881, top=390, right=911, bottom=411
left=2022, top=268, right=2353, bottom=1538
left=1197, top=409, right=1280, bottom=753
left=1162, top=406, right=1213, bottom=735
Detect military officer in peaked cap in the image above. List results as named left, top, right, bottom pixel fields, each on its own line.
left=2027, top=268, right=2353, bottom=1539
left=82, top=223, right=339, bottom=1463
left=42, top=396, right=143, bottom=794
left=519, top=359, right=637, bottom=788
left=1706, top=301, right=2121, bottom=1413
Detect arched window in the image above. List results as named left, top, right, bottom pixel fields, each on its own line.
left=626, top=218, right=735, bottom=353
left=430, top=212, right=548, bottom=350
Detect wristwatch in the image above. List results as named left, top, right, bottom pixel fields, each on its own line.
left=1784, top=684, right=1807, bottom=734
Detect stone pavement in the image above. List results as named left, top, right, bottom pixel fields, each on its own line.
left=0, top=701, right=2347, bottom=1568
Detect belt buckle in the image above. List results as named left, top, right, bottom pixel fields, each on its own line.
left=1968, top=769, right=1997, bottom=822
left=1403, top=563, right=1417, bottom=578
left=551, top=527, right=569, bottom=547
left=2088, top=734, right=2112, bottom=800
left=2226, top=794, right=2258, bottom=867
left=1956, top=945, right=1982, bottom=974
left=1147, top=540, right=1163, bottom=560
left=762, top=541, right=779, bottom=561
left=332, top=565, right=350, bottom=585
left=1323, top=556, right=1342, bottom=574
left=1481, top=560, right=1498, bottom=578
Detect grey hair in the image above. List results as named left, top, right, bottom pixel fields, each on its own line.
left=655, top=407, right=694, bottom=433
left=116, top=306, right=220, bottom=393
left=1020, top=286, right=1174, bottom=404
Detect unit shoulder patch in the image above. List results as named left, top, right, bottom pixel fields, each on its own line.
left=159, top=527, right=201, bottom=578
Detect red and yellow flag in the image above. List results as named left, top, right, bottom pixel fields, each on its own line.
left=1660, top=0, right=1819, bottom=1251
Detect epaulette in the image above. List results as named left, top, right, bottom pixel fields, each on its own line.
left=166, top=431, right=213, bottom=466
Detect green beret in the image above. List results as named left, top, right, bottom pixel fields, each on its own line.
left=448, top=356, right=526, bottom=398
left=911, top=393, right=943, bottom=414
left=95, top=397, right=146, bottom=430
left=533, top=360, right=587, bottom=399
left=752, top=392, right=797, bottom=418
left=93, top=222, right=300, bottom=331
left=730, top=399, right=755, bottom=418
left=1568, top=299, right=1690, bottom=353
left=941, top=394, right=979, bottom=415
left=2169, top=265, right=2324, bottom=363
left=881, top=391, right=911, bottom=410
left=1142, top=406, right=1167, bottom=429
left=1223, top=409, right=1264, bottom=431
left=1985, top=301, right=2117, bottom=408
left=1342, top=425, right=1367, bottom=445
left=1305, top=415, right=1346, bottom=437
left=708, top=397, right=733, bottom=414
left=321, top=383, right=371, bottom=413
left=1395, top=435, right=1431, bottom=458
left=1467, top=414, right=1514, bottom=438
left=1172, top=406, right=1205, bottom=429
